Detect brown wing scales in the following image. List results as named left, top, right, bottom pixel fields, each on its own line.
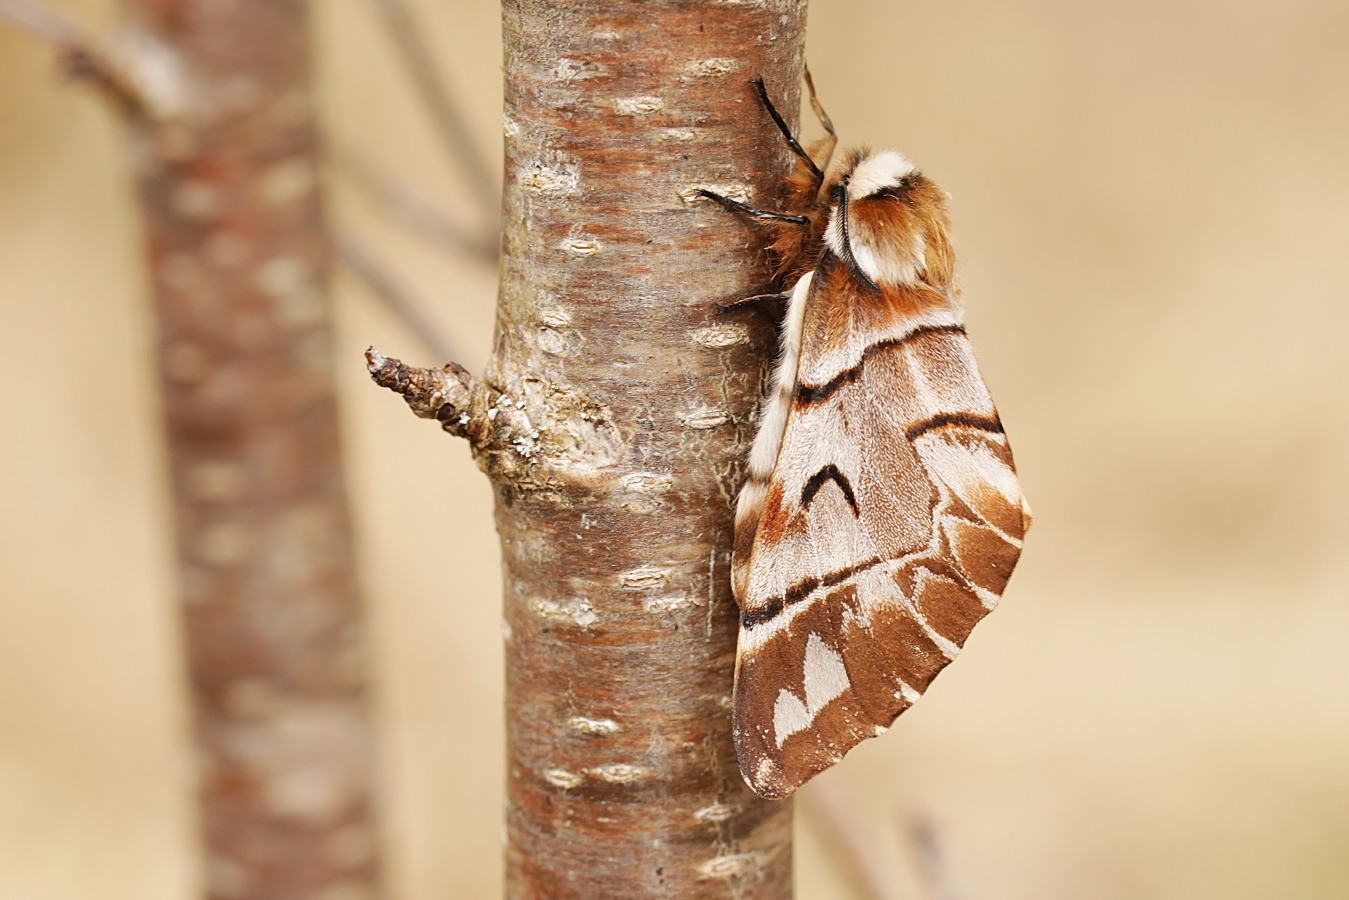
left=733, top=321, right=1027, bottom=799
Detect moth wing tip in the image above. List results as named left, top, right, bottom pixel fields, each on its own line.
left=733, top=734, right=804, bottom=800
left=1020, top=494, right=1035, bottom=531
left=738, top=761, right=798, bottom=801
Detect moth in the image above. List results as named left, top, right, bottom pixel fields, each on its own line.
left=699, top=76, right=1031, bottom=799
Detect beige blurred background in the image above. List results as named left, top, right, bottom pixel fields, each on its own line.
left=2, top=1, right=1347, bottom=897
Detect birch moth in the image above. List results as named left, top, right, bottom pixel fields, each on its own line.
left=699, top=76, right=1031, bottom=799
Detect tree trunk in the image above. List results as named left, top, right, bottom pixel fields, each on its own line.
left=498, top=2, right=806, bottom=890
left=374, top=0, right=809, bottom=894
left=121, top=2, right=381, bottom=897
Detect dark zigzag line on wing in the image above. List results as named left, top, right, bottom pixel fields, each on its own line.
left=741, top=555, right=884, bottom=629
left=794, top=323, right=968, bottom=406
left=800, top=464, right=859, bottom=516
left=904, top=411, right=1004, bottom=442
left=740, top=466, right=1002, bottom=633
left=741, top=426, right=1020, bottom=657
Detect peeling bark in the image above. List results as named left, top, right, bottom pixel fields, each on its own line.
left=119, top=2, right=382, bottom=897
left=377, top=1, right=809, bottom=895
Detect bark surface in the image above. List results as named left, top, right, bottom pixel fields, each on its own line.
left=121, top=2, right=381, bottom=897
left=492, top=1, right=807, bottom=895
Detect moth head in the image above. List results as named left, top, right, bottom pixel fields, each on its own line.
left=841, top=148, right=917, bottom=202
left=824, top=149, right=954, bottom=293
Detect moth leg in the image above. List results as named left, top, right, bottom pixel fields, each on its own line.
left=696, top=183, right=802, bottom=316
left=696, top=188, right=809, bottom=225
left=750, top=76, right=824, bottom=182
left=718, top=291, right=790, bottom=313
left=695, top=189, right=809, bottom=225
left=802, top=67, right=838, bottom=176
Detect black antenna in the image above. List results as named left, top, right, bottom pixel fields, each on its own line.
left=751, top=76, right=824, bottom=183
left=832, top=183, right=881, bottom=293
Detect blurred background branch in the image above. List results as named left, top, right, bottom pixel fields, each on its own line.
left=338, top=148, right=498, bottom=265
left=905, top=808, right=967, bottom=900
left=4, top=1, right=386, bottom=896
left=801, top=780, right=908, bottom=900
left=0, top=0, right=146, bottom=116
left=365, top=0, right=498, bottom=224
left=336, top=229, right=463, bottom=364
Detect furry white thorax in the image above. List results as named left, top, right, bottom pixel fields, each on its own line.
left=845, top=149, right=916, bottom=202
left=823, top=222, right=924, bottom=287
left=821, top=149, right=925, bottom=287
left=823, top=206, right=925, bottom=289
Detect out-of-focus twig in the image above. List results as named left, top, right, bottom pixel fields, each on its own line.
left=0, top=0, right=148, bottom=118
left=905, top=808, right=968, bottom=900
left=802, top=779, right=908, bottom=900
left=341, top=149, right=498, bottom=266
left=366, top=0, right=498, bottom=222
left=336, top=229, right=463, bottom=365
left=0, top=0, right=84, bottom=43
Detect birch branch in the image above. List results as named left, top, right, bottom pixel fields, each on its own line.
left=371, top=0, right=810, bottom=893
left=121, top=1, right=386, bottom=888
left=365, top=346, right=491, bottom=441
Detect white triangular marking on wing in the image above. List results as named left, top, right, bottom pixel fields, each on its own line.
left=772, top=690, right=810, bottom=749
left=773, top=633, right=852, bottom=748
left=803, top=633, right=850, bottom=713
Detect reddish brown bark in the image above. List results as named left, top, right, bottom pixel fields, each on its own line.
left=375, top=0, right=809, bottom=894
left=120, top=2, right=381, bottom=897
left=496, top=7, right=803, bottom=892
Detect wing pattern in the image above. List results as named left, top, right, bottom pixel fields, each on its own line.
left=732, top=254, right=1029, bottom=799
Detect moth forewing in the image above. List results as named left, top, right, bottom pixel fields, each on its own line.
left=731, top=270, right=814, bottom=607
left=711, top=81, right=1028, bottom=800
